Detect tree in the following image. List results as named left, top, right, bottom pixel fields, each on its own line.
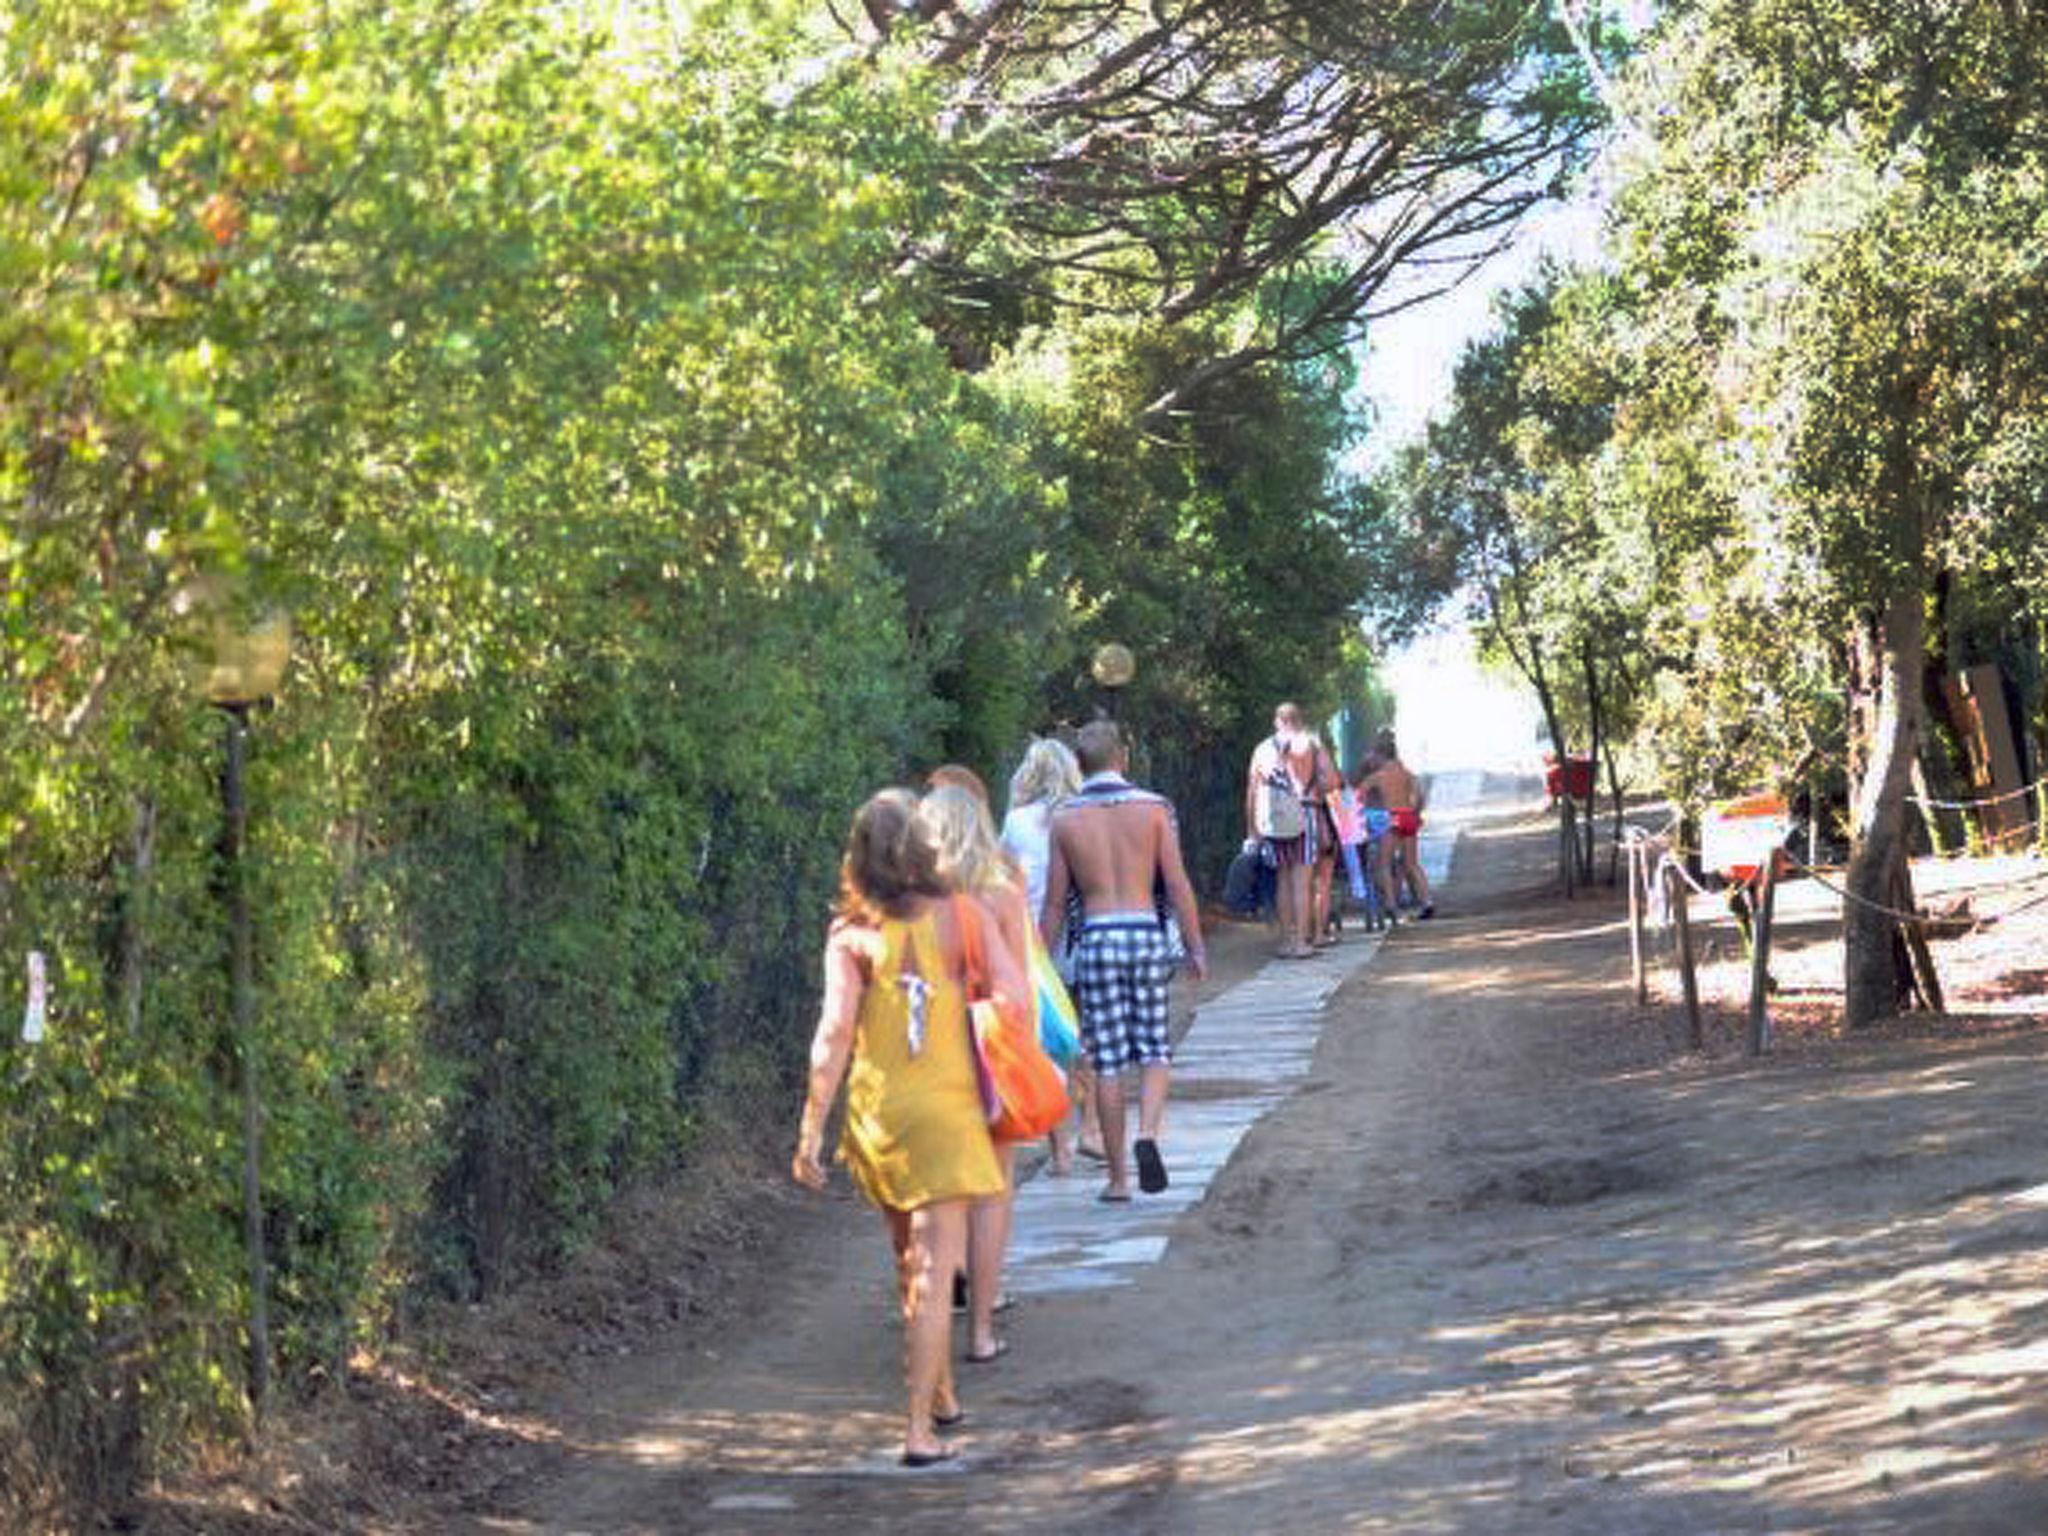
left=1603, top=0, right=2048, bottom=1022
left=840, top=0, right=1620, bottom=415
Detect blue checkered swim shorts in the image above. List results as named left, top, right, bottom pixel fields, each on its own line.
left=1072, top=915, right=1175, bottom=1074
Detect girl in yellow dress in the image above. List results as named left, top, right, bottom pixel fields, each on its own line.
left=792, top=789, right=1021, bottom=1467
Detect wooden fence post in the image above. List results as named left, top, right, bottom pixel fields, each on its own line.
left=1893, top=866, right=1946, bottom=1015
left=1746, top=858, right=1778, bottom=1055
left=1560, top=797, right=1578, bottom=899
left=1667, top=860, right=1703, bottom=1051
left=1627, top=838, right=1647, bottom=1006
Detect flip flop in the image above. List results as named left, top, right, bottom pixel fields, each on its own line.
left=1097, top=1187, right=1133, bottom=1204
left=1134, top=1138, right=1168, bottom=1194
left=966, top=1339, right=1009, bottom=1365
left=933, top=1408, right=966, bottom=1429
left=900, top=1446, right=959, bottom=1469
left=1076, top=1144, right=1109, bottom=1163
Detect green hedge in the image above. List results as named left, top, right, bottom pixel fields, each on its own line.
left=0, top=2, right=1380, bottom=1515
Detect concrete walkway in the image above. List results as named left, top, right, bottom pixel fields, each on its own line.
left=1004, top=770, right=1487, bottom=1296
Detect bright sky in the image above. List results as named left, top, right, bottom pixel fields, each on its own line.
left=1389, top=628, right=1547, bottom=772
left=1352, top=187, right=1610, bottom=468
left=1356, top=166, right=1619, bottom=768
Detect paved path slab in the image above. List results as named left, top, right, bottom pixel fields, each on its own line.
left=1004, top=770, right=1486, bottom=1295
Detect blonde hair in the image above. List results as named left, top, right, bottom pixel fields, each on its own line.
left=1008, top=736, right=1081, bottom=811
left=918, top=783, right=1012, bottom=898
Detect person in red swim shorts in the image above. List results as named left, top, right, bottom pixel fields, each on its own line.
left=1364, top=730, right=1434, bottom=919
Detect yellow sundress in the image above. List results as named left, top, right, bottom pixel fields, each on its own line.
left=838, top=907, right=1004, bottom=1212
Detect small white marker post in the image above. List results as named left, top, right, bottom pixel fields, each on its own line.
left=22, top=951, right=47, bottom=1044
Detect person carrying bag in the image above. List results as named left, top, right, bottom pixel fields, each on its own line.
left=957, top=897, right=1069, bottom=1142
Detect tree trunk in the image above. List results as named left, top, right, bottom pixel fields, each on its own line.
left=1480, top=587, right=1570, bottom=890
left=1843, top=588, right=1925, bottom=1027
left=1580, top=638, right=1602, bottom=885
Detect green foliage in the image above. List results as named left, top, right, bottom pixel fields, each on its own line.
left=985, top=311, right=1378, bottom=865
left=1380, top=0, right=2048, bottom=1015
left=1, top=0, right=1390, bottom=1512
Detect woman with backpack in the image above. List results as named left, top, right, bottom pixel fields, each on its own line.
left=1245, top=701, right=1322, bottom=958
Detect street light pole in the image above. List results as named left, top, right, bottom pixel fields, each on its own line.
left=219, top=699, right=270, bottom=1424
left=185, top=583, right=290, bottom=1430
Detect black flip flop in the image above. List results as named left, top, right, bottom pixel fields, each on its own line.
left=1134, top=1138, right=1168, bottom=1194
left=901, top=1446, right=959, bottom=1469
left=965, top=1339, right=1009, bottom=1365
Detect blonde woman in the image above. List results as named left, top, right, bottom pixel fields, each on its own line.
left=792, top=790, right=1020, bottom=1467
left=921, top=771, right=1034, bottom=1366
left=1000, top=736, right=1098, bottom=1172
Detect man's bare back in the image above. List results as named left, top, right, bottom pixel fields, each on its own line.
left=1037, top=729, right=1205, bottom=979
left=1370, top=757, right=1424, bottom=812
left=1051, top=800, right=1171, bottom=916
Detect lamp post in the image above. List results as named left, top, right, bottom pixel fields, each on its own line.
left=199, top=604, right=290, bottom=1427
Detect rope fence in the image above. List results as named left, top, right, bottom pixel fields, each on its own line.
left=1622, top=824, right=2048, bottom=929
left=1618, top=794, right=2047, bottom=1055
left=1905, top=777, right=2042, bottom=813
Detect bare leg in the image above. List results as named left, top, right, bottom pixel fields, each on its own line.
left=1401, top=835, right=1433, bottom=909
left=886, top=1208, right=955, bottom=1420
left=898, top=1200, right=968, bottom=1460
left=1073, top=1062, right=1105, bottom=1158
left=1373, top=835, right=1398, bottom=925
left=1136, top=1062, right=1170, bottom=1142
left=1096, top=1070, right=1132, bottom=1198
left=1276, top=862, right=1311, bottom=954
left=1310, top=852, right=1336, bottom=942
left=967, top=1145, right=1014, bottom=1358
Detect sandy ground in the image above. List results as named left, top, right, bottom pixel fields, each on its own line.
left=141, top=775, right=2048, bottom=1534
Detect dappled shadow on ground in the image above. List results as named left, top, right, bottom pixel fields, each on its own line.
left=1149, top=1036, right=2048, bottom=1533
left=240, top=785, right=2048, bottom=1536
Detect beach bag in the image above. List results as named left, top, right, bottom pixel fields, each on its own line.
left=1253, top=738, right=1305, bottom=840
left=1341, top=841, right=1369, bottom=902
left=1329, top=787, right=1366, bottom=846
left=1223, top=842, right=1264, bottom=916
left=1029, top=929, right=1081, bottom=1068
left=957, top=898, right=1069, bottom=1142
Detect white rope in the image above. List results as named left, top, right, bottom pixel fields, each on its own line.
left=1906, top=778, right=2042, bottom=812
left=1786, top=862, right=1932, bottom=926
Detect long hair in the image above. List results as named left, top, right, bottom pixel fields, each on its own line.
left=918, top=783, right=1012, bottom=898
left=1008, top=736, right=1081, bottom=812
left=927, top=762, right=991, bottom=806
left=836, top=789, right=948, bottom=925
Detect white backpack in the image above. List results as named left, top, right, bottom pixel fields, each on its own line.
left=1254, top=738, right=1305, bottom=839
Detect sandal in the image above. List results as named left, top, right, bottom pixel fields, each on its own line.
left=1134, top=1137, right=1169, bottom=1194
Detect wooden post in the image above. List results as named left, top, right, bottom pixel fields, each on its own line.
left=1746, top=858, right=1778, bottom=1055
left=1894, top=867, right=1945, bottom=1014
left=1667, top=860, right=1703, bottom=1051
left=1627, top=838, right=1647, bottom=1005
left=1560, top=797, right=1578, bottom=899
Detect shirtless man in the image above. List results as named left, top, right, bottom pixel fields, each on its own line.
left=1364, top=728, right=1434, bottom=919
left=1042, top=721, right=1207, bottom=1202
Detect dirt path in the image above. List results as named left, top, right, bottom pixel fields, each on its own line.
left=473, top=776, right=2048, bottom=1534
